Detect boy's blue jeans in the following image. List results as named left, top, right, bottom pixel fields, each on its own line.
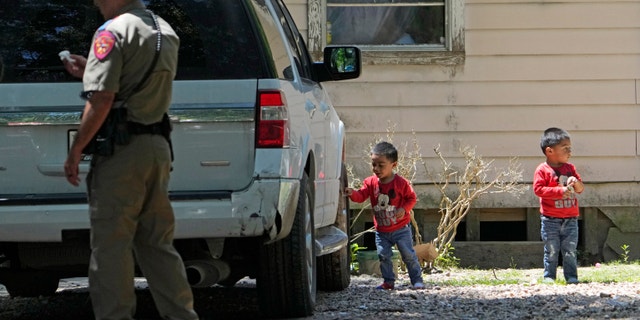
left=375, top=224, right=424, bottom=285
left=540, top=215, right=579, bottom=281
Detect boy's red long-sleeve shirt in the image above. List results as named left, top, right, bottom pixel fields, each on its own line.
left=349, top=174, right=417, bottom=233
left=533, top=162, right=582, bottom=218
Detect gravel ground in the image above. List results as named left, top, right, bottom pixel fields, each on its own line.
left=315, top=270, right=640, bottom=320
left=1, top=269, right=639, bottom=319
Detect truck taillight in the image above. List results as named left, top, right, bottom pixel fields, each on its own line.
left=257, top=90, right=289, bottom=148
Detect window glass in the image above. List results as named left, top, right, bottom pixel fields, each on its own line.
left=327, top=0, right=445, bottom=47
left=0, top=0, right=266, bottom=83
left=271, top=0, right=313, bottom=79
left=147, top=0, right=265, bottom=80
left=249, top=0, right=291, bottom=79
left=0, top=1, right=99, bottom=83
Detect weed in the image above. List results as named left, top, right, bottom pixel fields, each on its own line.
left=620, top=244, right=630, bottom=264
left=350, top=243, right=367, bottom=273
left=435, top=244, right=460, bottom=269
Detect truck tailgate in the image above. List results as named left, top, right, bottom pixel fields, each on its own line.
left=168, top=80, right=257, bottom=192
left=0, top=80, right=257, bottom=199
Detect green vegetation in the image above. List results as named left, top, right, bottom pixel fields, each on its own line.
left=423, top=261, right=640, bottom=287
left=619, top=244, right=631, bottom=264
left=349, top=243, right=367, bottom=273
left=581, top=261, right=639, bottom=283
left=434, top=243, right=460, bottom=269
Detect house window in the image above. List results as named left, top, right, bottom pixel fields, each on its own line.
left=327, top=0, right=445, bottom=48
left=306, top=0, right=464, bottom=65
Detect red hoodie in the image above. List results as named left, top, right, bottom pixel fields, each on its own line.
left=533, top=162, right=582, bottom=218
left=349, top=174, right=417, bottom=233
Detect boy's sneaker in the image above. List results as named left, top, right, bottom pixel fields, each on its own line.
left=412, top=282, right=425, bottom=290
left=542, top=277, right=555, bottom=284
left=376, top=282, right=394, bottom=290
left=566, top=278, right=579, bottom=284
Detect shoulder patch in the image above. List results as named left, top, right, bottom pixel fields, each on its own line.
left=93, top=30, right=116, bottom=61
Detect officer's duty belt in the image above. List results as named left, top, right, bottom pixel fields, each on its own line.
left=128, top=121, right=163, bottom=135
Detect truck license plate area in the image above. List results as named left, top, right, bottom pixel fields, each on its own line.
left=68, top=130, right=92, bottom=161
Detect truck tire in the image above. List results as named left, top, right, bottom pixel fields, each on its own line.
left=317, top=164, right=351, bottom=291
left=258, top=172, right=316, bottom=318
left=2, top=270, right=59, bottom=297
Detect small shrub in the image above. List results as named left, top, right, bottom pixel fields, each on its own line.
left=350, top=243, right=367, bottom=273
left=435, top=244, right=460, bottom=269
left=620, top=244, right=630, bottom=264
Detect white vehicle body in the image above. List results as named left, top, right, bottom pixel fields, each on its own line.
left=0, top=0, right=360, bottom=317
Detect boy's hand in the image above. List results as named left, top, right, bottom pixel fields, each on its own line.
left=562, top=186, right=574, bottom=199
left=395, top=208, right=405, bottom=220
left=344, top=187, right=353, bottom=196
left=566, top=176, right=584, bottom=193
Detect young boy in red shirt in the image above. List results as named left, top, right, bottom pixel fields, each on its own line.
left=346, top=141, right=424, bottom=290
left=533, top=128, right=585, bottom=284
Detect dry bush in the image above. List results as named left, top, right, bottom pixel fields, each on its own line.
left=428, top=145, right=528, bottom=254
left=347, top=123, right=529, bottom=260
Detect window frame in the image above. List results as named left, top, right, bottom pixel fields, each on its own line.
left=306, top=0, right=464, bottom=65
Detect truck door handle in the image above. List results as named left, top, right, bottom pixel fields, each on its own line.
left=319, top=102, right=330, bottom=118
left=37, top=163, right=90, bottom=176
left=305, top=100, right=316, bottom=117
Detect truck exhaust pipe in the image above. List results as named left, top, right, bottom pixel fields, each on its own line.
left=184, top=259, right=230, bottom=288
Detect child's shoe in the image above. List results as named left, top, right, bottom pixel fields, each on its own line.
left=412, top=282, right=425, bottom=290
left=376, top=282, right=394, bottom=290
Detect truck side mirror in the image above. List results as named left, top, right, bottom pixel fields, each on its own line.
left=313, top=46, right=361, bottom=82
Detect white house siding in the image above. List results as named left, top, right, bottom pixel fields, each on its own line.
left=286, top=0, right=640, bottom=209
left=286, top=0, right=640, bottom=262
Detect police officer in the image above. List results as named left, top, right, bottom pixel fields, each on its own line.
left=62, top=0, right=198, bottom=319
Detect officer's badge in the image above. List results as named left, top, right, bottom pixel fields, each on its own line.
left=93, top=30, right=116, bottom=61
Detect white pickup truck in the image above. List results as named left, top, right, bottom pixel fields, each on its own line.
left=0, top=0, right=360, bottom=317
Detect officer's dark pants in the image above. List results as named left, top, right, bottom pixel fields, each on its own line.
left=87, top=134, right=198, bottom=320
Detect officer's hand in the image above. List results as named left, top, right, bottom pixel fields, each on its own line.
left=62, top=54, right=87, bottom=79
left=64, top=150, right=82, bottom=186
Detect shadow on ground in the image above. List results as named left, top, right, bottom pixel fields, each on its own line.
left=0, top=286, right=262, bottom=320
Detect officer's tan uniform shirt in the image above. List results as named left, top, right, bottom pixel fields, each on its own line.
left=83, top=1, right=179, bottom=125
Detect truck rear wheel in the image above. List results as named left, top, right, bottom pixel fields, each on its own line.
left=258, top=172, right=316, bottom=318
left=317, top=164, right=351, bottom=291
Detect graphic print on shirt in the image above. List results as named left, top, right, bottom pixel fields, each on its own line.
left=554, top=170, right=577, bottom=210
left=373, top=187, right=397, bottom=227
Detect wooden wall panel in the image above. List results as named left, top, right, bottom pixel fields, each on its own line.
left=466, top=29, right=640, bottom=56
left=330, top=55, right=640, bottom=82
left=346, top=149, right=640, bottom=183
left=336, top=105, right=640, bottom=132
left=326, top=81, right=636, bottom=107
left=466, top=2, right=640, bottom=30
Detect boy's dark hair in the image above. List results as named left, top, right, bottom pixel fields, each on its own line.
left=371, top=141, right=398, bottom=162
left=540, top=127, right=571, bottom=154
